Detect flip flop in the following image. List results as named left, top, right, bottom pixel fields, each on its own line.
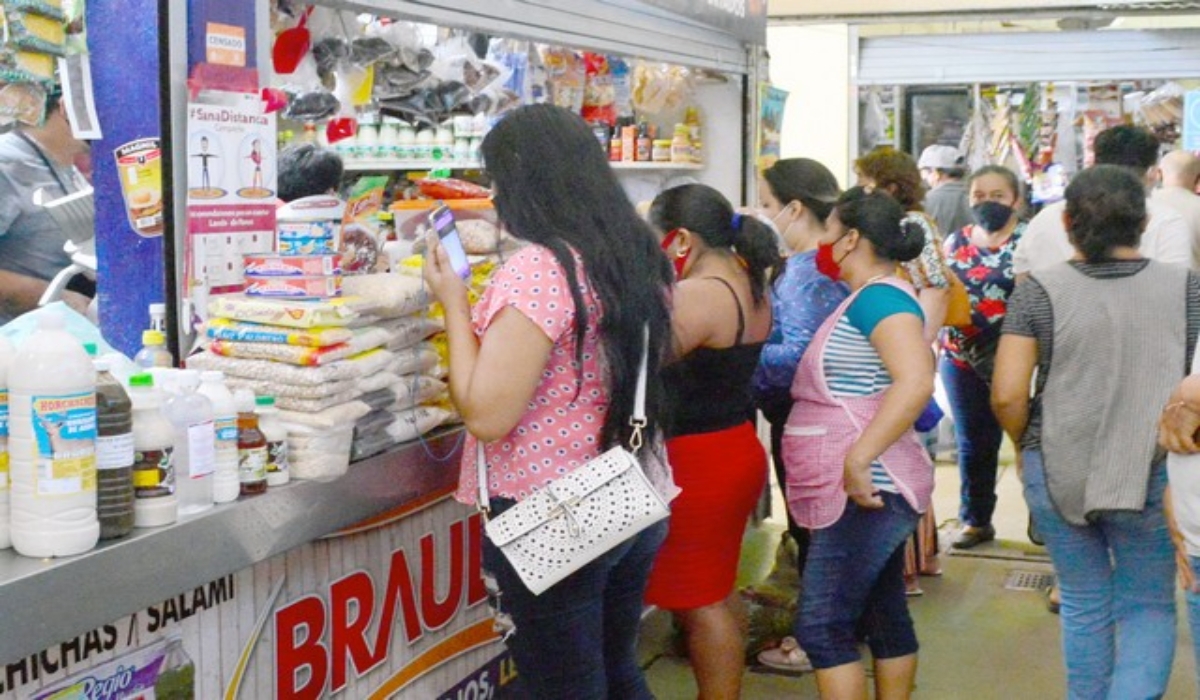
left=757, top=636, right=813, bottom=673
left=1043, top=584, right=1060, bottom=615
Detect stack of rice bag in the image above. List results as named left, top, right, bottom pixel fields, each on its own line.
left=339, top=273, right=459, bottom=459
left=185, top=288, right=451, bottom=479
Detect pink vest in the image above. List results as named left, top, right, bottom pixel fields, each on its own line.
left=782, top=278, right=934, bottom=529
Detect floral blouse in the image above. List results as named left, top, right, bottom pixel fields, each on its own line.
left=941, top=222, right=1027, bottom=366
left=899, top=212, right=949, bottom=291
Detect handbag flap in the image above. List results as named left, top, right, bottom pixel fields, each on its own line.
left=485, top=447, right=646, bottom=546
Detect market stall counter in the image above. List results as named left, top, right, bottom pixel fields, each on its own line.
left=0, top=430, right=507, bottom=699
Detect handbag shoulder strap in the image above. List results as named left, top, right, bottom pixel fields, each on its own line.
left=477, top=324, right=650, bottom=513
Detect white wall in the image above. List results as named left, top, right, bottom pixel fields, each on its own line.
left=767, top=24, right=853, bottom=186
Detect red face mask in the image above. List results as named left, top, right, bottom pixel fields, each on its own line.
left=661, top=228, right=690, bottom=280
left=815, top=233, right=850, bottom=281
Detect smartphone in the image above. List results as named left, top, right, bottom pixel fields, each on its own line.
left=428, top=202, right=471, bottom=278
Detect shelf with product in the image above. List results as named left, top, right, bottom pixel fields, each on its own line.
left=341, top=158, right=704, bottom=172
left=0, top=431, right=463, bottom=668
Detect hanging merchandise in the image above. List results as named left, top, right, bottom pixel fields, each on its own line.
left=1133, top=82, right=1185, bottom=145
left=960, top=94, right=994, bottom=174
left=631, top=61, right=692, bottom=115
left=582, top=52, right=616, bottom=127
left=485, top=37, right=531, bottom=109
left=860, top=87, right=891, bottom=154
left=0, top=0, right=72, bottom=127
left=272, top=5, right=314, bottom=74
left=541, top=46, right=585, bottom=114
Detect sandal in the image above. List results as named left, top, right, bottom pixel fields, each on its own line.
left=1043, top=584, right=1060, bottom=615
left=757, top=636, right=814, bottom=673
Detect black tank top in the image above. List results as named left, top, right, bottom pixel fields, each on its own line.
left=662, top=278, right=765, bottom=438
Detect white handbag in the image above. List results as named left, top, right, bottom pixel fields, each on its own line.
left=477, top=328, right=670, bottom=596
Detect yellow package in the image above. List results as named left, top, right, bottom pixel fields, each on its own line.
left=0, top=47, right=55, bottom=81
left=207, top=294, right=364, bottom=329
left=205, top=318, right=355, bottom=347
left=3, top=10, right=67, bottom=55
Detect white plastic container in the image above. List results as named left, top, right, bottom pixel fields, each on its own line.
left=256, top=396, right=290, bottom=487
left=8, top=311, right=100, bottom=558
left=149, top=303, right=167, bottom=333
left=0, top=335, right=15, bottom=549
left=134, top=330, right=172, bottom=369
left=162, top=370, right=215, bottom=516
left=128, top=372, right=178, bottom=528
left=197, top=371, right=239, bottom=504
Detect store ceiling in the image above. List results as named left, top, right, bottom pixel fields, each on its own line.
left=769, top=0, right=1200, bottom=25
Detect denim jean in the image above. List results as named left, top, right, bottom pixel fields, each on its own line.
left=483, top=497, right=668, bottom=700
left=1188, top=557, right=1200, bottom=683
left=940, top=357, right=1003, bottom=527
left=794, top=492, right=921, bottom=669
left=1022, top=450, right=1176, bottom=700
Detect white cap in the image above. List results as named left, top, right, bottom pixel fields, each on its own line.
left=234, top=388, right=256, bottom=413
left=200, top=370, right=225, bottom=383
left=177, top=369, right=201, bottom=390
left=918, top=144, right=964, bottom=171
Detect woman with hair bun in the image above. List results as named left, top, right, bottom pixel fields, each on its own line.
left=645, top=183, right=779, bottom=699
left=993, top=164, right=1199, bottom=699
left=856, top=146, right=950, bottom=341
left=783, top=187, right=935, bottom=699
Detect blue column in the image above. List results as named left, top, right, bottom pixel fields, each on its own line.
left=87, top=0, right=166, bottom=357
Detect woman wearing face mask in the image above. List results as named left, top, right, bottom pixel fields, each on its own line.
left=645, top=184, right=780, bottom=698
left=753, top=159, right=847, bottom=585
left=785, top=187, right=934, bottom=700
left=855, top=147, right=949, bottom=344
left=940, top=165, right=1026, bottom=550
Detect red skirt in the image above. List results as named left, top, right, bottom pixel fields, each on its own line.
left=645, top=422, right=768, bottom=610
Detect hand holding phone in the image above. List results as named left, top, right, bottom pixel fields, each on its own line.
left=428, top=202, right=471, bottom=279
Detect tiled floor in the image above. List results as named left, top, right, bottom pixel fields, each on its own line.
left=641, top=455, right=1200, bottom=699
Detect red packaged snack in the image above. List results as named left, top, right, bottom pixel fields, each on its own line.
left=416, top=177, right=491, bottom=200
left=582, top=53, right=616, bottom=126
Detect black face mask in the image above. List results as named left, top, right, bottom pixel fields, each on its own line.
left=971, top=201, right=1014, bottom=232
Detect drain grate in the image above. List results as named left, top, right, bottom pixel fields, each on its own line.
left=1004, top=570, right=1055, bottom=592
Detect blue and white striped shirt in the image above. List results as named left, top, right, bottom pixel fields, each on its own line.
left=823, top=284, right=923, bottom=491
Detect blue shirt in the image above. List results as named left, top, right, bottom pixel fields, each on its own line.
left=753, top=250, right=850, bottom=405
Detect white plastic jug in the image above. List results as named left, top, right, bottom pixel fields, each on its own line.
left=0, top=335, right=15, bottom=549
left=128, top=372, right=178, bottom=528
left=162, top=370, right=214, bottom=516
left=197, top=370, right=239, bottom=504
left=8, top=311, right=100, bottom=557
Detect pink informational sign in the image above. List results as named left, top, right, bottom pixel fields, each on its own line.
left=185, top=92, right=276, bottom=316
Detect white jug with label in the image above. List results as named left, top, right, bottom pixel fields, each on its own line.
left=0, top=334, right=16, bottom=549
left=8, top=311, right=100, bottom=557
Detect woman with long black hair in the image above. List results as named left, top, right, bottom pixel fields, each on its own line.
left=423, top=104, right=674, bottom=700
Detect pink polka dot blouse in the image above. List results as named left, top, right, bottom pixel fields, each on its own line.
left=456, top=244, right=609, bottom=506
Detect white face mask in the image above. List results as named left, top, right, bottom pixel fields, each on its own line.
left=753, top=209, right=788, bottom=254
